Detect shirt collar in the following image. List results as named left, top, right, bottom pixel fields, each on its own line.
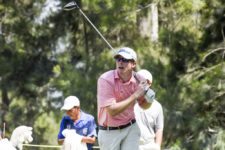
left=114, top=70, right=137, bottom=84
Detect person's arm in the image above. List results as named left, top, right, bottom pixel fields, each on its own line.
left=155, top=103, right=164, bottom=147
left=106, top=92, right=139, bottom=116
left=58, top=139, right=64, bottom=145
left=155, top=129, right=163, bottom=146
left=81, top=136, right=96, bottom=144
left=58, top=133, right=96, bottom=144
left=106, top=81, right=148, bottom=116
left=82, top=115, right=97, bottom=144
left=57, top=117, right=68, bottom=145
left=98, top=76, right=148, bottom=117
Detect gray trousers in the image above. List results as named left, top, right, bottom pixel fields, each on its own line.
left=98, top=123, right=140, bottom=150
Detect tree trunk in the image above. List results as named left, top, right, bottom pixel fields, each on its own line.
left=138, top=3, right=158, bottom=42
left=1, top=87, right=9, bottom=124
left=150, top=3, right=158, bottom=42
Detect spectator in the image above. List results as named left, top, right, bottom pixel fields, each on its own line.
left=134, top=69, right=164, bottom=150
left=58, top=96, right=97, bottom=150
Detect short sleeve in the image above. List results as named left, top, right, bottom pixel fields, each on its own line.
left=87, top=116, right=97, bottom=137
left=58, top=117, right=66, bottom=139
left=155, top=104, right=164, bottom=131
left=97, top=77, right=116, bottom=107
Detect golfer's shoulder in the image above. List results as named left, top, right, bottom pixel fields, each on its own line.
left=100, top=70, right=115, bottom=78
left=98, top=70, right=115, bottom=82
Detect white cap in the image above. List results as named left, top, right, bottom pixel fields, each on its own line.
left=114, top=47, right=137, bottom=61
left=137, top=69, right=153, bottom=83
left=61, top=96, right=80, bottom=111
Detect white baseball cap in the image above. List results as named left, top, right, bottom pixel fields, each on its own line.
left=61, top=96, right=80, bottom=111
left=137, top=69, right=153, bottom=83
left=114, top=47, right=137, bottom=61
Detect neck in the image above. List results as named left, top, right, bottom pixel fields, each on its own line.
left=73, top=111, right=81, bottom=123
left=142, top=103, right=152, bottom=110
left=118, top=71, right=133, bottom=83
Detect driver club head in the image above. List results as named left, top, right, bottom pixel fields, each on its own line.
left=64, top=1, right=79, bottom=11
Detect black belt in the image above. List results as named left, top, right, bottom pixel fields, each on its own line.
left=99, top=119, right=136, bottom=130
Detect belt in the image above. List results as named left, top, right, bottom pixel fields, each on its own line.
left=99, top=119, right=136, bottom=130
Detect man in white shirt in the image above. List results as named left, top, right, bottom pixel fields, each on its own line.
left=134, top=69, right=164, bottom=150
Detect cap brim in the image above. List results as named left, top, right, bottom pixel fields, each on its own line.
left=61, top=105, right=74, bottom=111
left=114, top=53, right=133, bottom=60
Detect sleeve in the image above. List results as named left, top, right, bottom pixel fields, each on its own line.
left=97, top=77, right=116, bottom=107
left=155, top=104, right=164, bottom=131
left=87, top=116, right=97, bottom=137
left=58, top=117, right=71, bottom=139
left=58, top=118, right=65, bottom=139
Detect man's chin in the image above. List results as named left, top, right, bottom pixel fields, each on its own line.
left=117, top=68, right=124, bottom=72
left=139, top=103, right=151, bottom=109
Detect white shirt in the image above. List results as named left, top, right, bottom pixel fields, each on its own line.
left=134, top=100, right=164, bottom=145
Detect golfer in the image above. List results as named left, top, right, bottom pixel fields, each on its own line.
left=97, top=47, right=148, bottom=150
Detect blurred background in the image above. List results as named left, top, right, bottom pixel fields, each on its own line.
left=0, top=0, right=224, bottom=149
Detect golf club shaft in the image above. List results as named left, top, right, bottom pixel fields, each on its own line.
left=78, top=9, right=114, bottom=50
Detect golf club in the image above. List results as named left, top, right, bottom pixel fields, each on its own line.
left=64, top=1, right=114, bottom=50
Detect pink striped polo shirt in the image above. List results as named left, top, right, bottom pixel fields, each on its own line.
left=97, top=70, right=139, bottom=127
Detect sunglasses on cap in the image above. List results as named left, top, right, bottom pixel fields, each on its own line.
left=115, top=57, right=133, bottom=63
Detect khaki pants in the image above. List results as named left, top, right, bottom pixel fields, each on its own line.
left=98, top=123, right=140, bottom=150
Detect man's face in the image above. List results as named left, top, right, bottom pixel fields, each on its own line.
left=115, top=56, right=136, bottom=75
left=66, top=106, right=80, bottom=121
left=137, top=96, right=147, bottom=107
left=137, top=80, right=152, bottom=109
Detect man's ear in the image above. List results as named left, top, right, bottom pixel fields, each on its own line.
left=131, top=62, right=136, bottom=69
left=148, top=81, right=152, bottom=86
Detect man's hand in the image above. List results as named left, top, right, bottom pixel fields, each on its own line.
left=134, top=81, right=149, bottom=99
